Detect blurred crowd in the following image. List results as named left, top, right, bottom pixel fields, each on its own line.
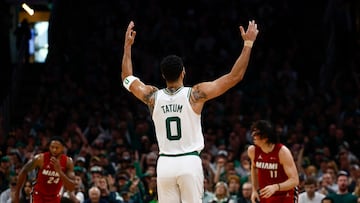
left=0, top=0, right=360, bottom=202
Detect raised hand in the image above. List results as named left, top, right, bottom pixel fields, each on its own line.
left=124, top=21, right=137, bottom=48
left=240, top=20, right=259, bottom=43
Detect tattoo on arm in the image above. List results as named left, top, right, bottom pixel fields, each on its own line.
left=143, top=86, right=157, bottom=111
left=191, top=88, right=206, bottom=102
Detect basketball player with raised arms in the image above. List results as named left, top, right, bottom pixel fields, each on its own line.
left=13, top=136, right=75, bottom=203
left=248, top=120, right=299, bottom=203
left=121, top=20, right=259, bottom=203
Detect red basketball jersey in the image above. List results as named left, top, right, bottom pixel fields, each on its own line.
left=254, top=143, right=298, bottom=203
left=33, top=152, right=67, bottom=196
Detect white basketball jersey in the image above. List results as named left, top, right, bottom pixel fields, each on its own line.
left=152, top=87, right=204, bottom=155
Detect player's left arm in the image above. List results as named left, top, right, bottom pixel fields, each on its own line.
left=278, top=146, right=299, bottom=191
left=64, top=157, right=76, bottom=191
left=189, top=20, right=258, bottom=104
left=121, top=21, right=158, bottom=113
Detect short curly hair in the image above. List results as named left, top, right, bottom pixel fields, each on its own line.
left=160, top=55, right=184, bottom=82
left=49, top=136, right=66, bottom=146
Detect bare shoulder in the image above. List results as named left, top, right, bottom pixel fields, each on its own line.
left=248, top=145, right=255, bottom=152
left=65, top=156, right=75, bottom=179
left=66, top=156, right=74, bottom=168
left=247, top=145, right=255, bottom=158
left=33, top=153, right=44, bottom=163
left=66, top=156, right=74, bottom=163
left=279, top=145, right=295, bottom=163
left=23, top=153, right=43, bottom=172
left=279, top=144, right=291, bottom=154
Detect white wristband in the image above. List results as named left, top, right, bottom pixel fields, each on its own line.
left=123, top=75, right=139, bottom=92
left=244, top=40, right=254, bottom=48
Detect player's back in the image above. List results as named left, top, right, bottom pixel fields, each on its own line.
left=152, top=87, right=204, bottom=155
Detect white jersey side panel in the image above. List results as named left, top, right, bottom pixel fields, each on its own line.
left=152, top=87, right=204, bottom=155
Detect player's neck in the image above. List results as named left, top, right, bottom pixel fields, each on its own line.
left=166, top=81, right=183, bottom=93
left=262, top=143, right=275, bottom=153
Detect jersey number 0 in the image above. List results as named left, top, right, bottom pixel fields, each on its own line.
left=166, top=117, right=182, bottom=140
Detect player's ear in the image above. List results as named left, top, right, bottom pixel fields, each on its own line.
left=181, top=68, right=186, bottom=79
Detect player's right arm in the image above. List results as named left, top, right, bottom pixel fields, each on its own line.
left=13, top=154, right=42, bottom=203
left=248, top=145, right=260, bottom=203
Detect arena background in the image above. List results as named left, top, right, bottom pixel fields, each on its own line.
left=0, top=0, right=359, bottom=165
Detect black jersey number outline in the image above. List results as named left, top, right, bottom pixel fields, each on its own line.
left=166, top=116, right=182, bottom=140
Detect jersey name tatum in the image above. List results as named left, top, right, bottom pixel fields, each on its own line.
left=255, top=161, right=278, bottom=170
left=42, top=169, right=60, bottom=177
left=160, top=104, right=183, bottom=113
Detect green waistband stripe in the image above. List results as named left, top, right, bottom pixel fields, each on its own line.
left=159, top=151, right=199, bottom=157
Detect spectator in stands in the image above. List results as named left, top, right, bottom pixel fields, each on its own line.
left=326, top=162, right=339, bottom=192
left=299, top=176, right=325, bottom=203
left=95, top=175, right=122, bottom=203
left=238, top=182, right=253, bottom=203
left=0, top=175, right=17, bottom=203
left=321, top=196, right=334, bottom=203
left=209, top=181, right=230, bottom=203
left=235, top=149, right=251, bottom=181
left=318, top=172, right=336, bottom=196
left=19, top=179, right=32, bottom=203
left=227, top=175, right=241, bottom=202
left=326, top=171, right=357, bottom=203
left=84, top=186, right=109, bottom=203
left=63, top=174, right=86, bottom=203
left=0, top=156, right=11, bottom=192
left=203, top=176, right=215, bottom=203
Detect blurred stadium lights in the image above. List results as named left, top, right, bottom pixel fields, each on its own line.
left=5, top=0, right=51, bottom=11
left=22, top=3, right=34, bottom=15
